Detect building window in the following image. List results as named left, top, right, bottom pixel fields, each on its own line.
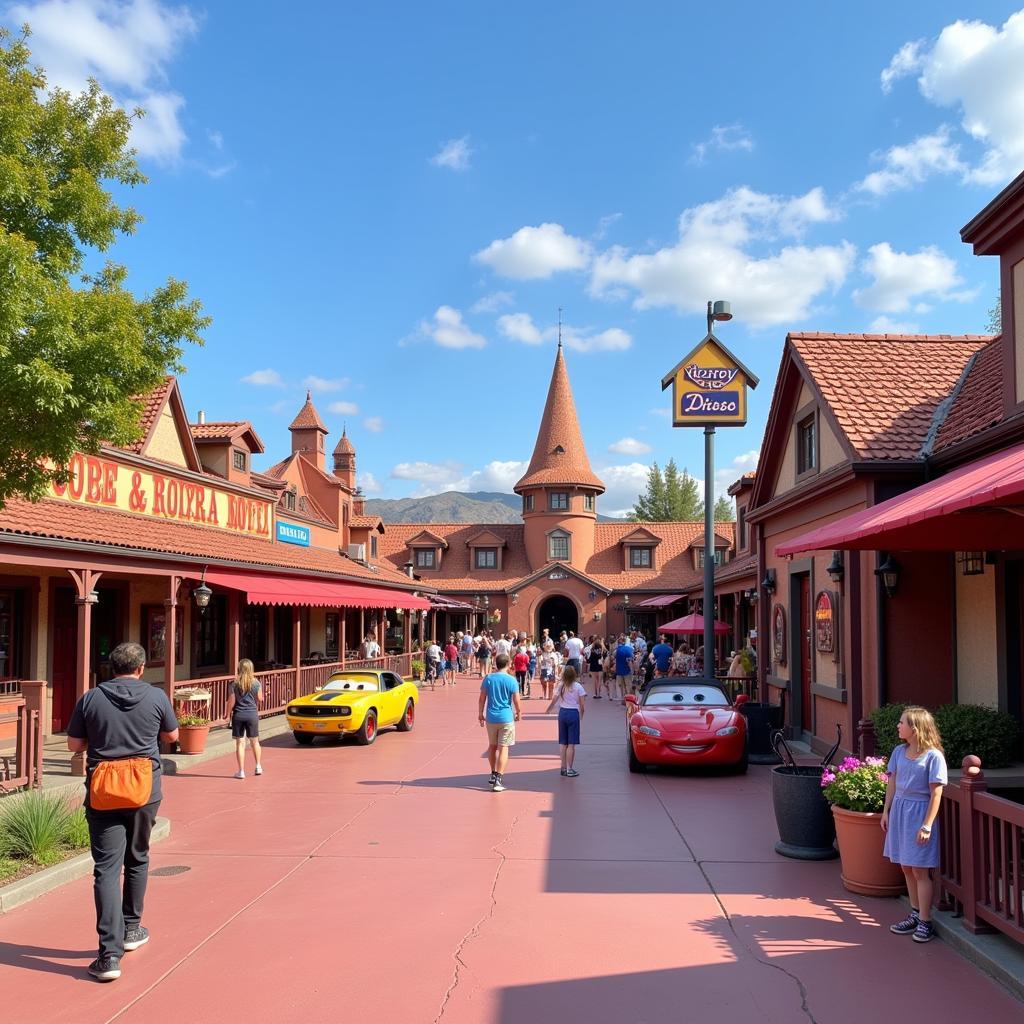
left=325, top=612, right=339, bottom=659
left=475, top=548, right=498, bottom=569
left=584, top=493, right=595, bottom=512
left=195, top=595, right=227, bottom=669
left=737, top=506, right=747, bottom=549
left=548, top=531, right=570, bottom=561
left=415, top=549, right=436, bottom=569
left=370, top=535, right=378, bottom=558
left=523, top=494, right=534, bottom=512
left=0, top=590, right=24, bottom=681
left=284, top=489, right=296, bottom=511
left=797, top=414, right=817, bottom=475
left=232, top=449, right=247, bottom=472
left=697, top=549, right=724, bottom=569
left=629, top=547, right=652, bottom=568
left=549, top=492, right=569, bottom=511
left=242, top=605, right=267, bottom=663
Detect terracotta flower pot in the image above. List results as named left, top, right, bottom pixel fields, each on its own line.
left=831, top=805, right=906, bottom=897
left=177, top=724, right=209, bottom=755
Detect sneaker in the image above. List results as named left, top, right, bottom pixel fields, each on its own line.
left=492, top=777, right=506, bottom=792
left=123, top=927, right=149, bottom=951
left=234, top=770, right=245, bottom=779
left=912, top=920, right=936, bottom=943
left=254, top=765, right=263, bottom=776
left=488, top=772, right=497, bottom=786
left=88, top=955, right=121, bottom=981
left=565, top=768, right=580, bottom=777
left=890, top=911, right=919, bottom=934
left=560, top=769, right=568, bottom=776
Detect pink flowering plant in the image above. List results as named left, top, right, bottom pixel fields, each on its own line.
left=820, top=756, right=889, bottom=813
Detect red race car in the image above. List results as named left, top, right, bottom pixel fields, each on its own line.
left=626, top=678, right=749, bottom=773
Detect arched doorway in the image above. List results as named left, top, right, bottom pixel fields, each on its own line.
left=537, top=595, right=578, bottom=639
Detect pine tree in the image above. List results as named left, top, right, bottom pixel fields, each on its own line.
left=713, top=495, right=734, bottom=522
left=664, top=459, right=702, bottom=519
left=630, top=462, right=665, bottom=520
left=986, top=295, right=1001, bottom=334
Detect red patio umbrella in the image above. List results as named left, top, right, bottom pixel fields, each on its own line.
left=659, top=612, right=731, bottom=636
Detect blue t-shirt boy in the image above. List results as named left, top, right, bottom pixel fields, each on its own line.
left=651, top=642, right=674, bottom=672
left=615, top=642, right=635, bottom=676
left=481, top=671, right=519, bottom=723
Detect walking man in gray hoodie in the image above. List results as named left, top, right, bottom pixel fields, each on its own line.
left=67, top=642, right=179, bottom=981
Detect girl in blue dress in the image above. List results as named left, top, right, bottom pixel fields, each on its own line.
left=881, top=706, right=947, bottom=943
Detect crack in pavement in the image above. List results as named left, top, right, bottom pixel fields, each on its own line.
left=645, top=778, right=819, bottom=1024
left=433, top=811, right=522, bottom=1024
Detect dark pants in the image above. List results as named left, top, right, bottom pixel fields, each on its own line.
left=87, top=801, right=160, bottom=958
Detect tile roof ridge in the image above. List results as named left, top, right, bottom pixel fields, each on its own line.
left=791, top=331, right=995, bottom=343
left=919, top=349, right=982, bottom=459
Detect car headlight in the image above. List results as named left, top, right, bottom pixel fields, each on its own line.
left=287, top=706, right=298, bottom=715
left=716, top=726, right=739, bottom=736
left=337, top=706, right=351, bottom=716
left=638, top=725, right=661, bottom=738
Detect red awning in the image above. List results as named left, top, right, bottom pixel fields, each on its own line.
left=776, top=442, right=1024, bottom=555
left=660, top=613, right=731, bottom=635
left=201, top=569, right=430, bottom=610
left=635, top=594, right=686, bottom=608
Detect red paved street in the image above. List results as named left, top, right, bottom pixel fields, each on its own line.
left=0, top=674, right=1020, bottom=1024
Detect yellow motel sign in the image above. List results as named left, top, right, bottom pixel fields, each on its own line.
left=660, top=334, right=759, bottom=428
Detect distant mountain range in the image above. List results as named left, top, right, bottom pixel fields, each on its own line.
left=363, top=490, right=626, bottom=524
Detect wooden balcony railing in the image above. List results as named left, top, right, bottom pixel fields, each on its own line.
left=0, top=690, right=43, bottom=795
left=937, top=756, right=1024, bottom=947
left=172, top=651, right=423, bottom=726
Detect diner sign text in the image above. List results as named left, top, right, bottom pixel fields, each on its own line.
left=663, top=337, right=750, bottom=428
left=50, top=453, right=273, bottom=539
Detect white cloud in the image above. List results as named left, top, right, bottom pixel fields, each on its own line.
left=496, top=312, right=632, bottom=353
left=609, top=437, right=652, bottom=456
left=470, top=291, right=515, bottom=314
left=868, top=315, right=921, bottom=334
left=357, top=471, right=382, bottom=494
left=590, top=186, right=852, bottom=328
left=304, top=375, right=350, bottom=392
left=497, top=312, right=544, bottom=345
left=453, top=460, right=530, bottom=493
left=10, top=0, right=199, bottom=161
left=241, top=368, right=283, bottom=386
left=413, top=306, right=487, bottom=350
left=595, top=462, right=652, bottom=518
left=855, top=127, right=965, bottom=196
left=879, top=13, right=1024, bottom=186
left=363, top=416, right=384, bottom=433
left=714, top=450, right=759, bottom=497
left=474, top=223, right=592, bottom=280
left=690, top=124, right=755, bottom=164
left=430, top=135, right=472, bottom=171
left=390, top=460, right=462, bottom=495
left=853, top=243, right=968, bottom=313
left=327, top=401, right=359, bottom=415
left=387, top=458, right=530, bottom=497
left=595, top=212, right=622, bottom=239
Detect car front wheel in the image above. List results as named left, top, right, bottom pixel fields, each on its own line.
left=356, top=710, right=378, bottom=745
left=627, top=735, right=646, bottom=773
left=293, top=731, right=315, bottom=746
left=396, top=700, right=415, bottom=732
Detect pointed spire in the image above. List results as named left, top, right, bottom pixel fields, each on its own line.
left=333, top=423, right=355, bottom=455
left=289, top=392, right=327, bottom=433
left=514, top=345, right=605, bottom=494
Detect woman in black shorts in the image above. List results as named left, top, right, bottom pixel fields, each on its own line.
left=587, top=638, right=606, bottom=699
left=225, top=658, right=263, bottom=779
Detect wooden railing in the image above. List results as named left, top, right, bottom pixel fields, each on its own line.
left=0, top=679, right=22, bottom=697
left=172, top=651, right=423, bottom=726
left=0, top=696, right=43, bottom=795
left=937, top=756, right=1024, bottom=946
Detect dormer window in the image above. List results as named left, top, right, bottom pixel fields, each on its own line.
left=370, top=535, right=378, bottom=558
left=629, top=547, right=652, bottom=568
left=284, top=489, right=296, bottom=511
left=475, top=548, right=498, bottom=569
left=697, top=548, right=724, bottom=569
left=549, top=492, right=569, bottom=511
left=233, top=449, right=247, bottom=472
left=584, top=493, right=595, bottom=512
left=523, top=494, right=534, bottom=512
left=415, top=548, right=435, bottom=569
left=548, top=530, right=570, bottom=561
left=553, top=444, right=565, bottom=454
left=797, top=413, right=817, bottom=476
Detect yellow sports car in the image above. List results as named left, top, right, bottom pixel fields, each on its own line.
left=285, top=669, right=418, bottom=746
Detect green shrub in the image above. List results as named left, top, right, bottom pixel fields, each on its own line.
left=63, top=806, right=90, bottom=850
left=0, top=790, right=75, bottom=865
left=870, top=701, right=1020, bottom=769
left=411, top=660, right=425, bottom=678
left=0, top=857, right=18, bottom=881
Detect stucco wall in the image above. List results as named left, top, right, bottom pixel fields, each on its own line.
left=147, top=405, right=189, bottom=467
left=956, top=568, right=999, bottom=707
left=819, top=417, right=845, bottom=472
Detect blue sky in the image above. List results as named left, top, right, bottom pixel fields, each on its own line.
left=6, top=1, right=1022, bottom=514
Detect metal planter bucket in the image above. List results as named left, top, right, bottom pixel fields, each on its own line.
left=771, top=765, right=837, bottom=859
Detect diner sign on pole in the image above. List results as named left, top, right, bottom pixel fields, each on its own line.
left=661, top=302, right=759, bottom=677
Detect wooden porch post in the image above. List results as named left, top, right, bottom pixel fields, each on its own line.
left=340, top=609, right=347, bottom=666
left=164, top=575, right=181, bottom=705
left=957, top=756, right=994, bottom=934
left=227, top=591, right=241, bottom=675
left=68, top=568, right=101, bottom=777
left=404, top=611, right=411, bottom=654
left=292, top=606, right=302, bottom=700
left=359, top=607, right=365, bottom=648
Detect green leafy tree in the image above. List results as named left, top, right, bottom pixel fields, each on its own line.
left=712, top=495, right=734, bottom=521
left=630, top=462, right=666, bottom=520
left=0, top=28, right=209, bottom=507
left=631, top=458, right=702, bottom=520
left=986, top=294, right=1001, bottom=335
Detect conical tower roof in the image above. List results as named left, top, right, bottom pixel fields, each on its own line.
left=289, top=391, right=327, bottom=433
left=333, top=426, right=355, bottom=455
left=514, top=344, right=605, bottom=494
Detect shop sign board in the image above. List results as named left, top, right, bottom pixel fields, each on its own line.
left=276, top=520, right=311, bottom=547
left=50, top=451, right=274, bottom=539
left=772, top=604, right=787, bottom=665
left=661, top=334, right=759, bottom=428
left=815, top=590, right=836, bottom=654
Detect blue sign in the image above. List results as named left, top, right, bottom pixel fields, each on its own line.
left=679, top=390, right=740, bottom=417
left=276, top=520, right=310, bottom=547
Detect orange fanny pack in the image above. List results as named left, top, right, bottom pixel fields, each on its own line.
left=90, top=757, right=153, bottom=811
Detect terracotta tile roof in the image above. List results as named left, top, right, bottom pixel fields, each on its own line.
left=189, top=421, right=265, bottom=453
left=250, top=471, right=286, bottom=491
left=714, top=551, right=758, bottom=587
left=0, top=498, right=420, bottom=587
left=120, top=377, right=175, bottom=454
left=789, top=333, right=991, bottom=460
left=351, top=514, right=383, bottom=530
left=514, top=346, right=605, bottom=493
left=933, top=338, right=1004, bottom=453
left=289, top=392, right=328, bottom=433
left=333, top=429, right=355, bottom=455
